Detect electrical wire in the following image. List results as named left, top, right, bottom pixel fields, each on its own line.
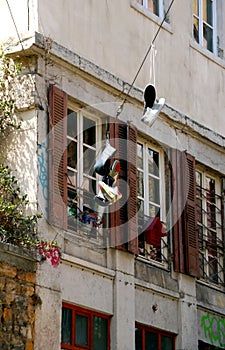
left=116, top=0, right=175, bottom=118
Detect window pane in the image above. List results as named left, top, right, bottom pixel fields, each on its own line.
left=93, top=316, right=108, bottom=350
left=75, top=314, right=88, bottom=346
left=162, top=335, right=173, bottom=350
left=67, top=109, right=77, bottom=139
left=83, top=117, right=96, bottom=146
left=148, top=148, right=159, bottom=176
left=193, top=16, right=199, bottom=42
left=138, top=171, right=144, bottom=198
left=135, top=328, right=142, bottom=350
left=67, top=140, right=77, bottom=169
left=148, top=176, right=160, bottom=204
left=83, top=146, right=96, bottom=175
left=193, top=0, right=199, bottom=16
left=61, top=307, right=72, bottom=345
left=203, top=0, right=212, bottom=25
left=147, top=0, right=159, bottom=15
left=149, top=204, right=160, bottom=218
left=203, top=24, right=213, bottom=51
left=137, top=143, right=143, bottom=169
left=145, top=331, right=158, bottom=350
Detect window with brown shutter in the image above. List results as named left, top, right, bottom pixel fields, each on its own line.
left=171, top=149, right=200, bottom=278
left=108, top=118, right=138, bottom=254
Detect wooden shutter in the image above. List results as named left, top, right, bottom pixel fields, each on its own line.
left=182, top=152, right=200, bottom=277
left=48, top=85, right=67, bottom=229
left=127, top=123, right=138, bottom=254
left=109, top=119, right=138, bottom=253
left=171, top=149, right=200, bottom=277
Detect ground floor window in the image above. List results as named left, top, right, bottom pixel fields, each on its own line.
left=135, top=323, right=176, bottom=350
left=199, top=340, right=222, bottom=349
left=61, top=303, right=110, bottom=350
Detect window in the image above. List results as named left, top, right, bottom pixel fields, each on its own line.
left=193, top=0, right=217, bottom=54
left=135, top=323, right=176, bottom=350
left=196, top=169, right=224, bottom=286
left=61, top=303, right=110, bottom=350
left=67, top=107, right=101, bottom=234
left=199, top=340, right=222, bottom=349
left=137, top=140, right=168, bottom=264
left=135, top=0, right=170, bottom=21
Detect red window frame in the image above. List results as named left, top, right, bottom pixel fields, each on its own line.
left=61, top=303, right=110, bottom=350
left=135, top=322, right=176, bottom=350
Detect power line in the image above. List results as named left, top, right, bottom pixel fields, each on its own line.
left=116, top=0, right=175, bottom=118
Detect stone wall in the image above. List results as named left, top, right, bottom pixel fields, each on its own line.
left=0, top=243, right=37, bottom=350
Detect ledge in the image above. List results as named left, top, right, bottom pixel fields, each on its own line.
left=0, top=242, right=37, bottom=271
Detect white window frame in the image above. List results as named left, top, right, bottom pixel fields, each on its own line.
left=196, top=168, right=223, bottom=286
left=67, top=104, right=102, bottom=232
left=137, top=138, right=167, bottom=265
left=141, top=0, right=165, bottom=18
left=193, top=0, right=217, bottom=54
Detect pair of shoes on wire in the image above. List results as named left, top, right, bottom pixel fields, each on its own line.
left=94, top=159, right=122, bottom=206
left=141, top=84, right=165, bottom=127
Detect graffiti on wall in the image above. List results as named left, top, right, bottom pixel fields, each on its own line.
left=201, top=313, right=225, bottom=348
left=38, top=142, right=48, bottom=201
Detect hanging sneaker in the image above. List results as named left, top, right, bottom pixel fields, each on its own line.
left=141, top=98, right=165, bottom=127
left=144, top=84, right=156, bottom=109
left=99, top=181, right=122, bottom=203
left=94, top=142, right=116, bottom=176
left=102, top=160, right=121, bottom=187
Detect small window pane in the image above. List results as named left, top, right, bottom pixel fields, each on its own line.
left=93, top=316, right=108, bottom=350
left=83, top=117, right=96, bottom=146
left=137, top=143, right=143, bottom=169
left=149, top=204, right=160, bottom=218
left=138, top=171, right=144, bottom=198
left=83, top=146, right=96, bottom=175
left=135, top=328, right=142, bottom=350
left=148, top=176, right=160, bottom=204
left=203, top=0, right=213, bottom=25
left=75, top=314, right=88, bottom=346
left=61, top=307, right=72, bottom=345
left=67, top=109, right=77, bottom=139
left=193, top=0, right=199, bottom=16
left=147, top=0, right=159, bottom=15
left=203, top=24, right=213, bottom=51
left=67, top=140, right=77, bottom=169
left=162, top=335, right=173, bottom=350
left=148, top=148, right=159, bottom=176
left=145, top=331, right=158, bottom=350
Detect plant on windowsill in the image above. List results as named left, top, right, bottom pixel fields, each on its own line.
left=0, top=46, right=61, bottom=267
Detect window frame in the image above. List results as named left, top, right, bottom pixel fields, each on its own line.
left=196, top=167, right=224, bottom=287
left=193, top=0, right=217, bottom=55
left=67, top=103, right=102, bottom=233
left=137, top=138, right=168, bottom=266
left=61, top=303, right=111, bottom=350
left=135, top=322, right=176, bottom=350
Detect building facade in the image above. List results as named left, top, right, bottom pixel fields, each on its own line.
left=1, top=0, right=225, bottom=349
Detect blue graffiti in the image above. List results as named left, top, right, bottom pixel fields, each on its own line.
left=38, top=143, right=48, bottom=201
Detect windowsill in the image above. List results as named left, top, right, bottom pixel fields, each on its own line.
left=136, top=254, right=169, bottom=271
left=197, top=278, right=225, bottom=293
left=130, top=0, right=173, bottom=34
left=189, top=39, right=225, bottom=69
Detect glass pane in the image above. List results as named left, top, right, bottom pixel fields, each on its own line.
left=203, top=0, right=212, bottom=25
left=206, top=177, right=216, bottom=229
left=93, top=316, right=108, bottom=350
left=67, top=169, right=77, bottom=188
left=135, top=328, right=142, bottom=350
left=137, top=143, right=143, bottom=169
left=147, top=0, right=159, bottom=15
left=148, top=176, right=160, bottom=204
left=193, top=0, right=199, bottom=16
left=83, top=146, right=96, bottom=175
left=162, top=335, right=173, bottom=350
left=67, top=140, right=77, bottom=169
left=193, top=17, right=199, bottom=42
left=148, top=148, right=159, bottom=177
left=145, top=331, right=158, bottom=350
left=138, top=171, right=144, bottom=198
left=67, top=109, right=77, bottom=139
left=83, top=117, right=96, bottom=146
left=203, top=23, right=213, bottom=52
left=149, top=204, right=160, bottom=218
left=61, top=307, right=72, bottom=345
left=75, top=314, right=88, bottom=346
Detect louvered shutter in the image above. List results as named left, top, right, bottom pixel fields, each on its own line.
left=109, top=119, right=138, bottom=253
left=171, top=149, right=200, bottom=277
left=49, top=85, right=67, bottom=229
left=182, top=152, right=200, bottom=277
left=171, top=149, right=185, bottom=273
left=127, top=123, right=138, bottom=254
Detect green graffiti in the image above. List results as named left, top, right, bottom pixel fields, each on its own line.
left=201, top=313, right=225, bottom=348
